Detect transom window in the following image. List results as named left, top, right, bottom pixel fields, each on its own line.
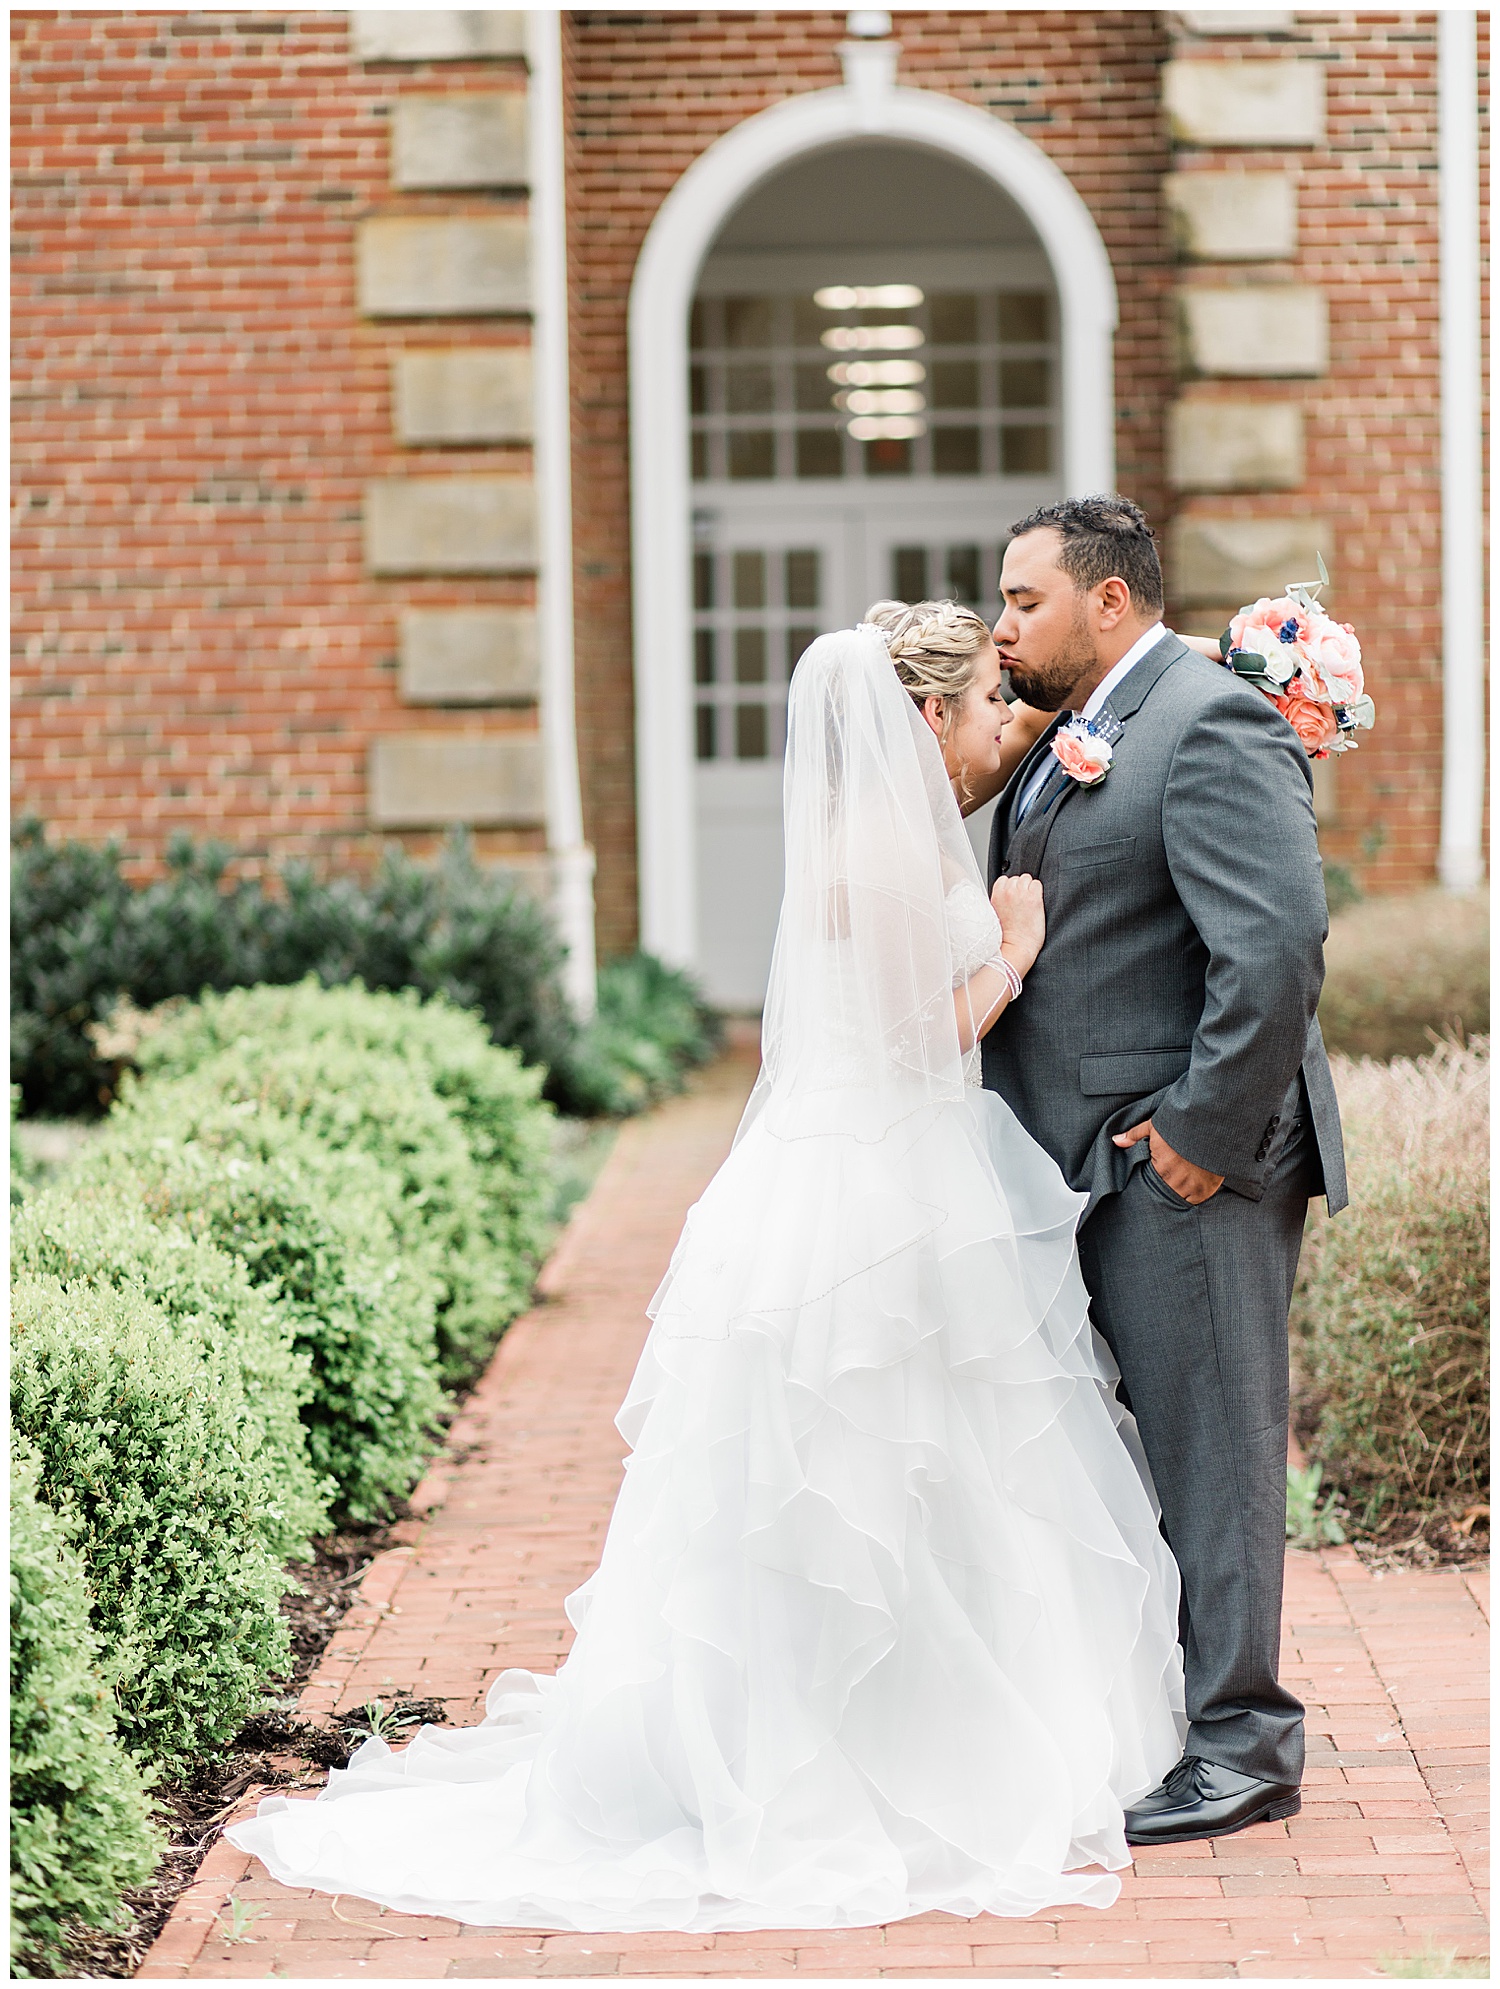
left=690, top=287, right=1056, bottom=482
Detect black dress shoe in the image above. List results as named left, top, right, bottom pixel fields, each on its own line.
left=1124, top=1753, right=1301, bottom=1847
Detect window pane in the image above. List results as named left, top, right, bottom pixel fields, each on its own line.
left=724, top=296, right=774, bottom=347
left=931, top=360, right=979, bottom=409
left=732, top=551, right=765, bottom=608
left=728, top=431, right=775, bottom=479
left=689, top=299, right=711, bottom=349
left=794, top=363, right=833, bottom=411
left=735, top=704, right=769, bottom=759
left=934, top=427, right=980, bottom=475
left=696, top=704, right=716, bottom=760
left=691, top=431, right=709, bottom=479
left=998, top=292, right=1050, bottom=342
left=734, top=628, right=767, bottom=683
left=795, top=429, right=842, bottom=477
left=785, top=549, right=820, bottom=609
left=946, top=545, right=981, bottom=603
left=690, top=364, right=708, bottom=415
left=693, top=551, right=714, bottom=611
left=999, top=358, right=1050, bottom=409
left=726, top=364, right=775, bottom=413
left=893, top=547, right=927, bottom=599
left=788, top=626, right=817, bottom=675
left=791, top=296, right=825, bottom=345
left=1002, top=425, right=1053, bottom=474
left=864, top=435, right=912, bottom=477
left=694, top=629, right=715, bottom=685
left=930, top=293, right=979, bottom=343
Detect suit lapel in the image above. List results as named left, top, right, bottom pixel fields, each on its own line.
left=994, top=713, right=1066, bottom=870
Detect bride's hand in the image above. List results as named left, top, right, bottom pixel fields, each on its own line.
left=991, top=873, right=1045, bottom=978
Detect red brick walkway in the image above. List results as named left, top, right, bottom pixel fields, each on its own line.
left=142, top=1047, right=1488, bottom=1981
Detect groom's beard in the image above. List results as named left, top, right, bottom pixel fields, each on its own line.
left=1005, top=603, right=1099, bottom=712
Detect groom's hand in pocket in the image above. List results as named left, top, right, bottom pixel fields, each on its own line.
left=1112, top=1118, right=1225, bottom=1205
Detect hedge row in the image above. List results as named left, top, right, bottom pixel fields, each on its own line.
left=10, top=981, right=558, bottom=1973
left=1293, top=1038, right=1489, bottom=1534
left=12, top=821, right=721, bottom=1119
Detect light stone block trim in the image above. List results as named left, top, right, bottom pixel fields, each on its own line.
left=1167, top=400, right=1304, bottom=491
left=1163, top=60, right=1324, bottom=147
left=365, top=477, right=536, bottom=574
left=1165, top=172, right=1297, bottom=261
left=393, top=348, right=535, bottom=444
left=368, top=734, right=545, bottom=828
left=399, top=609, right=540, bottom=704
left=1174, top=11, right=1295, bottom=33
left=357, top=216, right=530, bottom=318
left=351, top=12, right=528, bottom=62
left=1169, top=515, right=1332, bottom=606
left=392, top=95, right=529, bottom=190
left=1179, top=286, right=1329, bottom=377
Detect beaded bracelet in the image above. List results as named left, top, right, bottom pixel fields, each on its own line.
left=997, top=955, right=1025, bottom=1003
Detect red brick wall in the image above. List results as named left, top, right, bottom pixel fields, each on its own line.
left=13, top=10, right=1470, bottom=943
left=565, top=8, right=1177, bottom=954
left=1168, top=11, right=1456, bottom=893
left=12, top=9, right=540, bottom=879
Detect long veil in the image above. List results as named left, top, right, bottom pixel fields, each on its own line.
left=756, top=621, right=1006, bottom=1135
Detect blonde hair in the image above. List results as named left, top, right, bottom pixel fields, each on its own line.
left=864, top=596, right=993, bottom=739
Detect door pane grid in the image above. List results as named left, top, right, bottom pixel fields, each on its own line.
left=693, top=545, right=822, bottom=761
left=889, top=541, right=1011, bottom=619
left=690, top=290, right=1057, bottom=483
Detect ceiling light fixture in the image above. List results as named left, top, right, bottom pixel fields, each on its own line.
left=821, top=325, right=925, bottom=352
left=827, top=360, right=926, bottom=386
left=846, top=414, right=927, bottom=440
left=813, top=284, right=924, bottom=310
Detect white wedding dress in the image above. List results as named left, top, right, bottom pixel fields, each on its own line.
left=229, top=628, right=1185, bottom=1930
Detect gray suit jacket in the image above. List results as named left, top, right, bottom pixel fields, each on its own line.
left=984, top=633, right=1348, bottom=1216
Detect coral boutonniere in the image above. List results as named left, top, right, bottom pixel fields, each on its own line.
left=1051, top=717, right=1114, bottom=788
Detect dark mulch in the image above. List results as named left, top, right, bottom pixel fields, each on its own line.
left=1349, top=1505, right=1490, bottom=1573
left=53, top=1516, right=454, bottom=1980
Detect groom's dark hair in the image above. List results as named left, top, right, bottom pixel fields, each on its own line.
left=1007, top=494, right=1165, bottom=615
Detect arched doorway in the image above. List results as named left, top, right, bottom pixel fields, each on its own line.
left=630, top=76, right=1117, bottom=1004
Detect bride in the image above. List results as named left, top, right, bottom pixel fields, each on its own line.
left=229, top=603, right=1186, bottom=1931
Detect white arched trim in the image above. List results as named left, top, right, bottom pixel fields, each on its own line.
left=628, top=78, right=1119, bottom=968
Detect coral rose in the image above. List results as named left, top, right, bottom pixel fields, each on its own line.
left=1052, top=727, right=1112, bottom=785
left=1298, top=616, right=1364, bottom=703
left=1275, top=686, right=1340, bottom=757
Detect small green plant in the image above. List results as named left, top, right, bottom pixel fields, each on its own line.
left=213, top=1899, right=268, bottom=1945
left=10, top=1444, right=162, bottom=1978
left=1285, top=1462, right=1347, bottom=1547
left=1379, top=1939, right=1488, bottom=1978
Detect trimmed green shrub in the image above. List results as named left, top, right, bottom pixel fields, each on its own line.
left=12, top=1182, right=330, bottom=1556
left=565, top=954, right=727, bottom=1116
left=1318, top=889, right=1489, bottom=1062
left=12, top=1277, right=293, bottom=1767
left=135, top=981, right=555, bottom=1384
left=13, top=822, right=722, bottom=1122
left=10, top=1443, right=162, bottom=1979
left=1293, top=1040, right=1489, bottom=1531
left=71, top=1086, right=445, bottom=1521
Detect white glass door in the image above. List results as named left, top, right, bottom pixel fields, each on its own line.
left=691, top=506, right=852, bottom=1007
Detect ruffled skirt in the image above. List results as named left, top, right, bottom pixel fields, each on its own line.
left=229, top=1086, right=1185, bottom=1930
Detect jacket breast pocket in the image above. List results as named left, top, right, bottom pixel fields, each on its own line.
left=1079, top=1048, right=1192, bottom=1097
left=1061, top=835, right=1137, bottom=871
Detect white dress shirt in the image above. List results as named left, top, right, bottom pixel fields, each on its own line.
left=1016, top=620, right=1167, bottom=820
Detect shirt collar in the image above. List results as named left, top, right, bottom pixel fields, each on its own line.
left=1080, top=621, right=1167, bottom=722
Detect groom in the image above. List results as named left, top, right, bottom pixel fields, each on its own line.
left=984, top=495, right=1347, bottom=1846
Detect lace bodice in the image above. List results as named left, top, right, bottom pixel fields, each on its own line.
left=947, top=876, right=1004, bottom=987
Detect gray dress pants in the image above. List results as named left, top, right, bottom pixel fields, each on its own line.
left=1076, top=1109, right=1315, bottom=1787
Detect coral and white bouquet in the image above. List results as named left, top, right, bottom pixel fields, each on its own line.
left=1219, top=560, right=1375, bottom=760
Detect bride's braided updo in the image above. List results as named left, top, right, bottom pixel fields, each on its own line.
left=863, top=597, right=994, bottom=747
